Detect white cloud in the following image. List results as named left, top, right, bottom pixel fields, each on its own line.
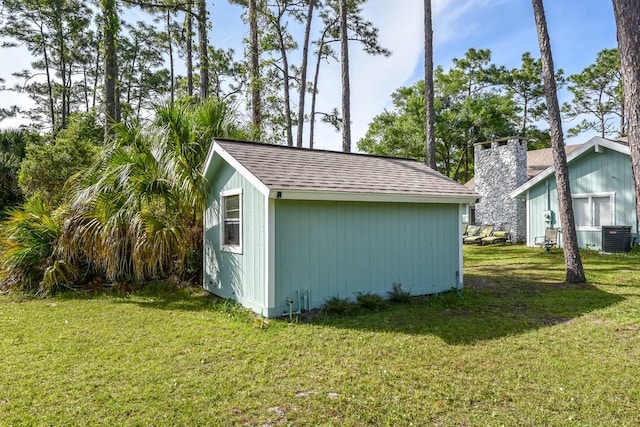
left=313, top=0, right=425, bottom=151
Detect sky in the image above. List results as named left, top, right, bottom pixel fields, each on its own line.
left=0, top=0, right=619, bottom=151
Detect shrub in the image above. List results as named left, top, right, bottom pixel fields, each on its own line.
left=0, top=129, right=30, bottom=216
left=387, top=282, right=412, bottom=304
left=354, top=291, right=388, bottom=310
left=0, top=198, right=75, bottom=295
left=18, top=112, right=101, bottom=207
left=322, top=296, right=358, bottom=315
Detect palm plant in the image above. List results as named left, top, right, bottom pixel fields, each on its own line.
left=59, top=98, right=248, bottom=286
left=0, top=198, right=77, bottom=295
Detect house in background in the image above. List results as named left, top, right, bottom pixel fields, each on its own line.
left=468, top=135, right=637, bottom=250
left=465, top=137, right=583, bottom=242
left=510, top=136, right=637, bottom=251
left=202, top=139, right=478, bottom=317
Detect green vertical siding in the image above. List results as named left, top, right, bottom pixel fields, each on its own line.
left=526, top=147, right=636, bottom=250
left=203, top=161, right=265, bottom=313
left=527, top=179, right=559, bottom=246
left=271, top=200, right=460, bottom=317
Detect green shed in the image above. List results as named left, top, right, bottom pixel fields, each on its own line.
left=510, top=136, right=637, bottom=250
left=202, top=139, right=478, bottom=317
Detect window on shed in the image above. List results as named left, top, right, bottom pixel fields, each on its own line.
left=572, top=194, right=614, bottom=229
left=221, top=190, right=242, bottom=252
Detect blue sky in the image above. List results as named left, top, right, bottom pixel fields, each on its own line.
left=0, top=0, right=619, bottom=150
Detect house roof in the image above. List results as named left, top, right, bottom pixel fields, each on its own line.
left=510, top=136, right=631, bottom=198
left=205, top=139, right=478, bottom=204
left=463, top=143, right=584, bottom=190
left=525, top=144, right=584, bottom=179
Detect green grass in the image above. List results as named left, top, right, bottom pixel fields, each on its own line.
left=1, top=246, right=640, bottom=425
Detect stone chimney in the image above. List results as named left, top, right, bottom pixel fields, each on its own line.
left=473, top=137, right=527, bottom=242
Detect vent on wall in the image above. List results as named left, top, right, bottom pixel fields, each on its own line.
left=602, top=226, right=632, bottom=253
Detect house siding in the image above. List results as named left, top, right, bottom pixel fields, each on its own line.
left=527, top=179, right=559, bottom=246
left=271, top=199, right=460, bottom=317
left=203, top=161, right=266, bottom=313
left=526, top=147, right=636, bottom=250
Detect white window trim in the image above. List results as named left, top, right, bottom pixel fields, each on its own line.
left=220, top=188, right=243, bottom=254
left=572, top=192, right=615, bottom=231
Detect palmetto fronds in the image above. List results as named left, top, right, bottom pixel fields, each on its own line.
left=0, top=198, right=67, bottom=295
left=59, top=98, right=248, bottom=285
left=2, top=98, right=247, bottom=293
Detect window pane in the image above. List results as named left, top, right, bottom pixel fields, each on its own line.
left=573, top=198, right=590, bottom=226
left=225, top=194, right=240, bottom=218
left=222, top=193, right=241, bottom=247
left=224, top=221, right=240, bottom=245
left=593, top=196, right=612, bottom=226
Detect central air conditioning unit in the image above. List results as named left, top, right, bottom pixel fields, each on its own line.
left=601, top=226, right=632, bottom=253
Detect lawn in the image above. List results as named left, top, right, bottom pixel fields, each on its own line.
left=1, top=245, right=639, bottom=426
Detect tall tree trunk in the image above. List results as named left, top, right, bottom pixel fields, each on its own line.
left=126, top=42, right=138, bottom=105
left=309, top=39, right=325, bottom=150
left=339, top=0, right=351, bottom=152
left=40, top=27, right=56, bottom=131
left=522, top=95, right=529, bottom=135
left=137, top=83, right=143, bottom=117
left=599, top=92, right=606, bottom=137
left=64, top=61, right=73, bottom=122
left=66, top=62, right=72, bottom=120
left=309, top=24, right=332, bottom=150
left=277, top=25, right=294, bottom=147
left=116, top=81, right=122, bottom=122
left=296, top=0, right=314, bottom=148
left=532, top=0, right=585, bottom=283
left=612, top=0, right=640, bottom=237
left=58, top=26, right=68, bottom=130
left=186, top=3, right=194, bottom=97
left=167, top=9, right=175, bottom=108
left=197, top=0, right=209, bottom=100
left=249, top=0, right=261, bottom=138
left=92, top=36, right=101, bottom=109
left=620, top=101, right=626, bottom=136
left=83, top=66, right=90, bottom=111
left=423, top=0, right=436, bottom=169
left=102, top=0, right=120, bottom=140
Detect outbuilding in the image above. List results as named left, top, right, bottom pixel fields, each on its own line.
left=203, top=139, right=477, bottom=317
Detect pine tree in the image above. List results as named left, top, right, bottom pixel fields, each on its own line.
left=611, top=0, right=640, bottom=236
left=532, top=0, right=585, bottom=283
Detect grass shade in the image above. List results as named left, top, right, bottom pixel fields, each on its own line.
left=0, top=245, right=639, bottom=425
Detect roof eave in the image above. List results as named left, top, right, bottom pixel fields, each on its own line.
left=204, top=141, right=271, bottom=197
left=269, top=189, right=478, bottom=204
left=510, top=136, right=629, bottom=199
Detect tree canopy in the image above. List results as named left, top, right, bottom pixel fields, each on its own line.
left=359, top=48, right=523, bottom=182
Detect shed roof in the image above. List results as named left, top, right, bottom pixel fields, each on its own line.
left=206, top=139, right=478, bottom=203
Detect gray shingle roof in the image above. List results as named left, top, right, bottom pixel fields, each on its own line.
left=213, top=139, right=477, bottom=199
left=464, top=143, right=584, bottom=190
left=525, top=144, right=583, bottom=179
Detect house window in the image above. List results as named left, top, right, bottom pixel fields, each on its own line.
left=221, top=189, right=242, bottom=252
left=573, top=193, right=614, bottom=229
